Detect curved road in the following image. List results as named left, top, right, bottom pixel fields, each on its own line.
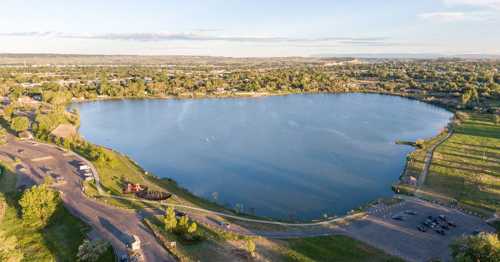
left=0, top=137, right=173, bottom=262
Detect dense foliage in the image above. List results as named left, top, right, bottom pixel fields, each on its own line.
left=19, top=184, right=60, bottom=228
left=450, top=233, right=500, bottom=262
left=0, top=59, right=498, bottom=112
left=76, top=239, right=110, bottom=262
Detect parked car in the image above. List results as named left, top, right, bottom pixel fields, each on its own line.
left=447, top=221, right=457, bottom=227
left=404, top=210, right=417, bottom=215
left=435, top=229, right=446, bottom=235
left=441, top=224, right=450, bottom=230
left=417, top=225, right=427, bottom=232
left=438, top=215, right=447, bottom=221
left=392, top=215, right=404, bottom=221
left=175, top=210, right=186, bottom=219
left=218, top=221, right=231, bottom=229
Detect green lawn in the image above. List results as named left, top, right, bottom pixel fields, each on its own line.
left=90, top=147, right=232, bottom=213
left=423, top=113, right=500, bottom=216
left=283, top=235, right=403, bottom=262
left=0, top=168, right=115, bottom=261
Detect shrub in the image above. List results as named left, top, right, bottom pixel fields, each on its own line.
left=76, top=239, right=110, bottom=262
left=10, top=116, right=30, bottom=133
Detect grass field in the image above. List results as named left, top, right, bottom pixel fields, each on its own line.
left=89, top=147, right=235, bottom=213
left=283, top=235, right=403, bottom=262
left=0, top=168, right=115, bottom=261
left=422, top=113, right=500, bottom=216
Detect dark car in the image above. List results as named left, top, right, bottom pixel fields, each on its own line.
left=417, top=225, right=427, bottom=232
left=392, top=215, right=404, bottom=221
left=447, top=221, right=457, bottom=227
left=175, top=210, right=186, bottom=218
left=441, top=224, right=450, bottom=230
left=438, top=215, right=447, bottom=221
left=435, top=229, right=446, bottom=235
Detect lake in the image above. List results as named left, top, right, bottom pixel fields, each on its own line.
left=73, top=94, right=452, bottom=220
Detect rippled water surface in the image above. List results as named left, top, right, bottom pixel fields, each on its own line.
left=73, top=94, right=452, bottom=220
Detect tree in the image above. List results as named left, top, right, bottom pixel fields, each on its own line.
left=450, top=233, right=500, bottom=262
left=0, top=231, right=23, bottom=262
left=164, top=207, right=177, bottom=231
left=178, top=215, right=189, bottom=232
left=245, top=239, right=256, bottom=257
left=10, top=116, right=30, bottom=133
left=187, top=222, right=197, bottom=234
left=77, top=239, right=110, bottom=262
left=3, top=105, right=14, bottom=121
left=19, top=184, right=60, bottom=228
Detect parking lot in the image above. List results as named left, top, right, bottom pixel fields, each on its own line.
left=343, top=197, right=495, bottom=262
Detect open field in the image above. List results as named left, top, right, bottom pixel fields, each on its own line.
left=423, top=113, right=500, bottom=216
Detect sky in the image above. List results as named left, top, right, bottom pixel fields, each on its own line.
left=0, top=0, right=499, bottom=57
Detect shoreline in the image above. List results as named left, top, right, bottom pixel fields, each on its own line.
left=69, top=91, right=456, bottom=222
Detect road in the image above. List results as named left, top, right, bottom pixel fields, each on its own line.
left=0, top=137, right=174, bottom=262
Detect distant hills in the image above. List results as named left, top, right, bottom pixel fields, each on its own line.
left=312, top=53, right=500, bottom=59
left=0, top=53, right=498, bottom=66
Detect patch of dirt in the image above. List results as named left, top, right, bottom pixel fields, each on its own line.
left=50, top=124, right=77, bottom=138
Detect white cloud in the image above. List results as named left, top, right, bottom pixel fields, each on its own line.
left=443, top=0, right=500, bottom=10
left=418, top=11, right=493, bottom=22
left=0, top=31, right=388, bottom=44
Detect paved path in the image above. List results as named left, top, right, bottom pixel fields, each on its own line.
left=417, top=131, right=453, bottom=188
left=0, top=137, right=173, bottom=262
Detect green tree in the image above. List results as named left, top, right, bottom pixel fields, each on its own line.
left=76, top=239, right=110, bottom=262
left=19, top=184, right=60, bottom=228
left=10, top=116, right=30, bottom=133
left=178, top=215, right=189, bottom=233
left=246, top=239, right=256, bottom=257
left=3, top=105, right=14, bottom=121
left=0, top=231, right=23, bottom=262
left=450, top=233, right=500, bottom=262
left=187, top=222, right=197, bottom=234
left=164, top=207, right=177, bottom=231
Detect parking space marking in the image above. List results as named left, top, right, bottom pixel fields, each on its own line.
left=31, top=156, right=54, bottom=162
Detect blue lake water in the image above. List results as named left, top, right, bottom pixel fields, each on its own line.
left=73, top=94, right=452, bottom=220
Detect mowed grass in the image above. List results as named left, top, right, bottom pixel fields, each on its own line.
left=0, top=170, right=88, bottom=261
left=91, top=147, right=231, bottom=212
left=283, top=235, right=403, bottom=262
left=423, top=113, right=500, bottom=215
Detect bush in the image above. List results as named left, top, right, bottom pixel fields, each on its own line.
left=10, top=116, right=30, bottom=133
left=76, top=239, right=110, bottom=262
